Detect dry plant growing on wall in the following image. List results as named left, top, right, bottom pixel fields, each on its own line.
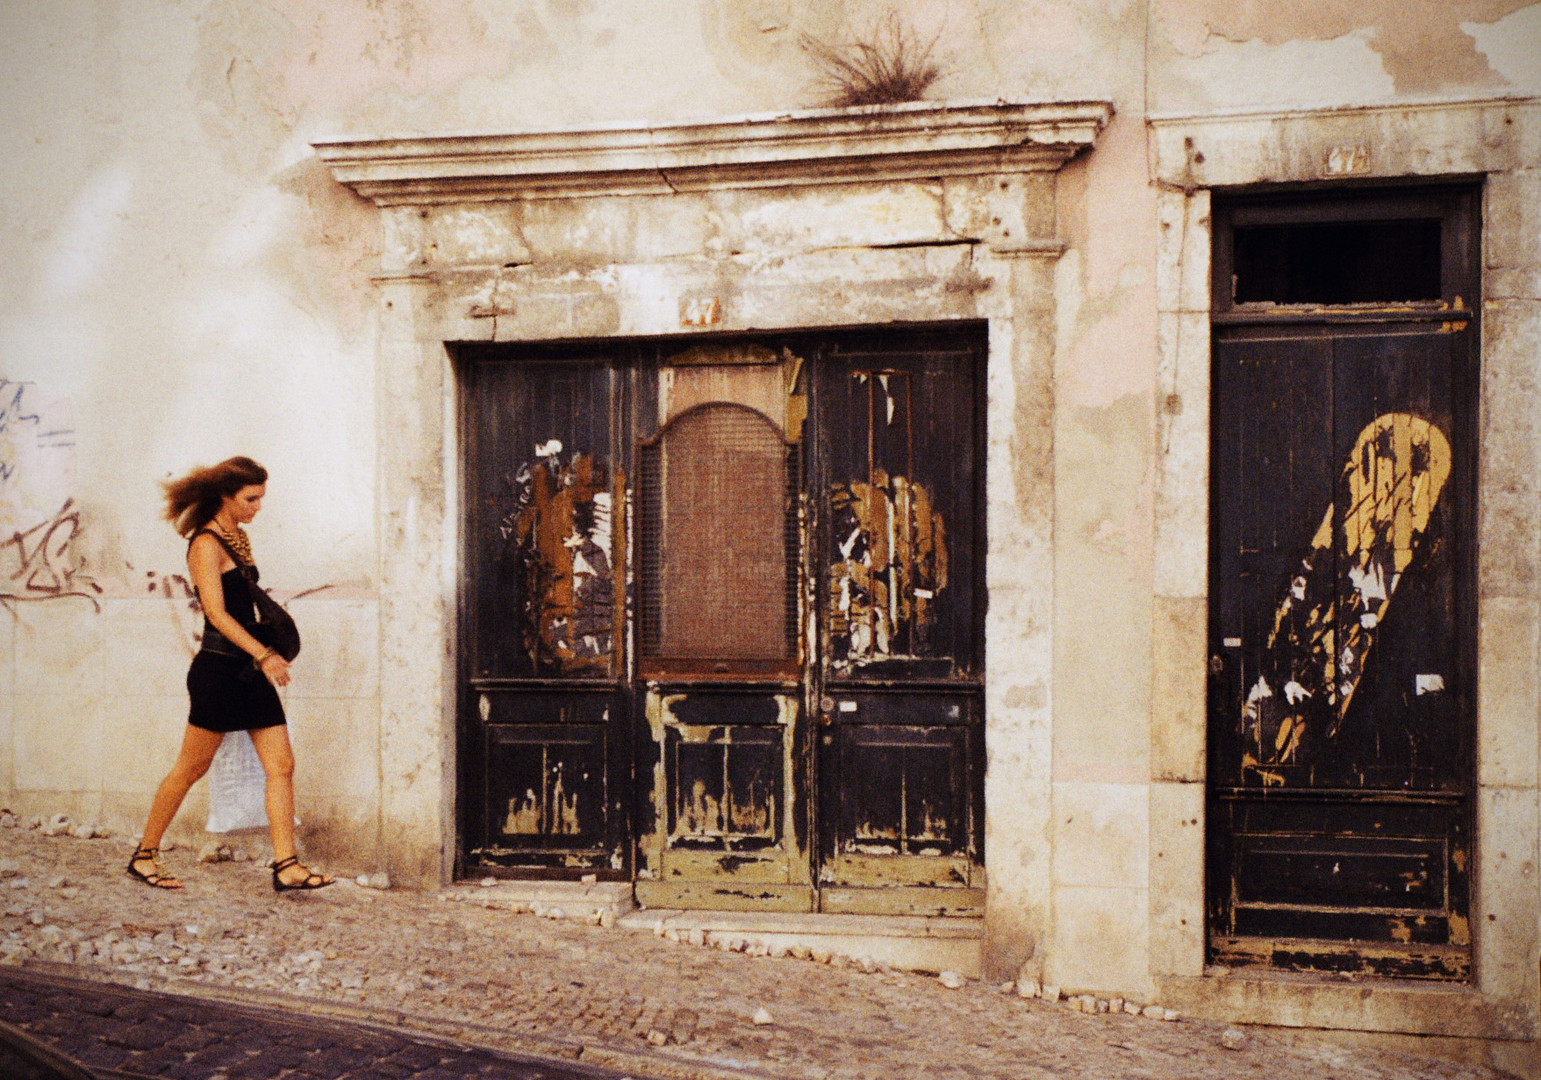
left=801, top=11, right=943, bottom=107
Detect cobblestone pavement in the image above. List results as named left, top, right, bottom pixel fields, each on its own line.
left=0, top=823, right=1508, bottom=1080
left=0, top=966, right=626, bottom=1079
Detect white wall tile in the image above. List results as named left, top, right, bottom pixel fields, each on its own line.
left=15, top=692, right=102, bottom=792
left=1049, top=884, right=1152, bottom=999
left=1051, top=781, right=1149, bottom=889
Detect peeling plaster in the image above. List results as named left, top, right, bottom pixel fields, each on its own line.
left=1165, top=31, right=1397, bottom=109
left=1155, top=0, right=1535, bottom=95
left=1463, top=4, right=1541, bottom=89
left=193, top=1, right=296, bottom=166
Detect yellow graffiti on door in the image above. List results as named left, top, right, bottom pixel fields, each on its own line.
left=1243, top=413, right=1451, bottom=783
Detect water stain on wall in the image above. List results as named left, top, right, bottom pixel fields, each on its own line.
left=264, top=0, right=512, bottom=116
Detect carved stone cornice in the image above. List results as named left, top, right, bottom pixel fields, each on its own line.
left=314, top=99, right=1112, bottom=206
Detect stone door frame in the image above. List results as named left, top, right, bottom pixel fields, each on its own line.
left=316, top=99, right=1112, bottom=974
left=1148, top=96, right=1541, bottom=1043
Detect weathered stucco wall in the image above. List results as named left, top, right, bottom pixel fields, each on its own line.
left=0, top=0, right=384, bottom=864
left=3, top=1, right=1539, bottom=1063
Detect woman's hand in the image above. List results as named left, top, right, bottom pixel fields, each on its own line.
left=259, top=652, right=291, bottom=688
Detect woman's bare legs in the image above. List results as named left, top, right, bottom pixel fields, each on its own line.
left=249, top=725, right=331, bottom=887
left=133, top=724, right=225, bottom=888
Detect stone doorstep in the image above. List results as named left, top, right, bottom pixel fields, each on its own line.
left=438, top=885, right=985, bottom=980
left=1158, top=971, right=1541, bottom=1080
left=1155, top=971, right=1532, bottom=1043
left=617, top=910, right=985, bottom=980
left=440, top=880, right=636, bottom=921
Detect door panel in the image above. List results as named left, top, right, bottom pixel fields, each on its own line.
left=1327, top=334, right=1462, bottom=790
left=636, top=688, right=813, bottom=912
left=637, top=401, right=800, bottom=677
left=817, top=692, right=984, bottom=916
left=631, top=344, right=813, bottom=909
left=459, top=354, right=630, bottom=878
left=478, top=692, right=619, bottom=864
left=1209, top=326, right=1474, bottom=977
left=463, top=360, right=623, bottom=681
left=1227, top=797, right=1463, bottom=932
left=461, top=328, right=986, bottom=909
left=817, top=343, right=981, bottom=681
left=813, top=334, right=986, bottom=914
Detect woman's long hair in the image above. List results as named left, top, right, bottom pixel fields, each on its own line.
left=163, top=456, right=267, bottom=536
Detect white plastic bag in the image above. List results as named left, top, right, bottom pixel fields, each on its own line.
left=205, top=731, right=268, bottom=832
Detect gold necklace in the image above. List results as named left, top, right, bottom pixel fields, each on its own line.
left=214, top=519, right=253, bottom=566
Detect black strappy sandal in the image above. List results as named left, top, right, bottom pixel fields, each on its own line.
left=271, top=855, right=334, bottom=892
left=126, top=847, right=183, bottom=890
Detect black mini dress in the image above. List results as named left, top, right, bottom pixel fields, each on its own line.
left=187, top=562, right=287, bottom=733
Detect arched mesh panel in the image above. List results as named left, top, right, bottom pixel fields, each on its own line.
left=638, top=404, right=799, bottom=665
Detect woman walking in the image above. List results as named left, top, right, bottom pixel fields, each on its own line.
left=127, top=456, right=333, bottom=892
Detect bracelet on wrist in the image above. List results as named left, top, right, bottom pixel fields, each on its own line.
left=253, top=647, right=277, bottom=669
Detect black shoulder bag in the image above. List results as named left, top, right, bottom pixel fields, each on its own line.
left=203, top=529, right=302, bottom=662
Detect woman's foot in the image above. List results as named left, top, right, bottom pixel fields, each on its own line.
left=126, top=847, right=183, bottom=890
left=271, top=855, right=334, bottom=892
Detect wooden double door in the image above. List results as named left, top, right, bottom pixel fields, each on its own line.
left=457, top=327, right=985, bottom=915
left=1207, top=187, right=1479, bottom=978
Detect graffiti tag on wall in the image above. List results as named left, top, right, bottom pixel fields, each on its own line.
left=0, top=379, right=75, bottom=486
left=1, top=498, right=101, bottom=612
left=0, top=380, right=39, bottom=484
left=1, top=378, right=94, bottom=611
